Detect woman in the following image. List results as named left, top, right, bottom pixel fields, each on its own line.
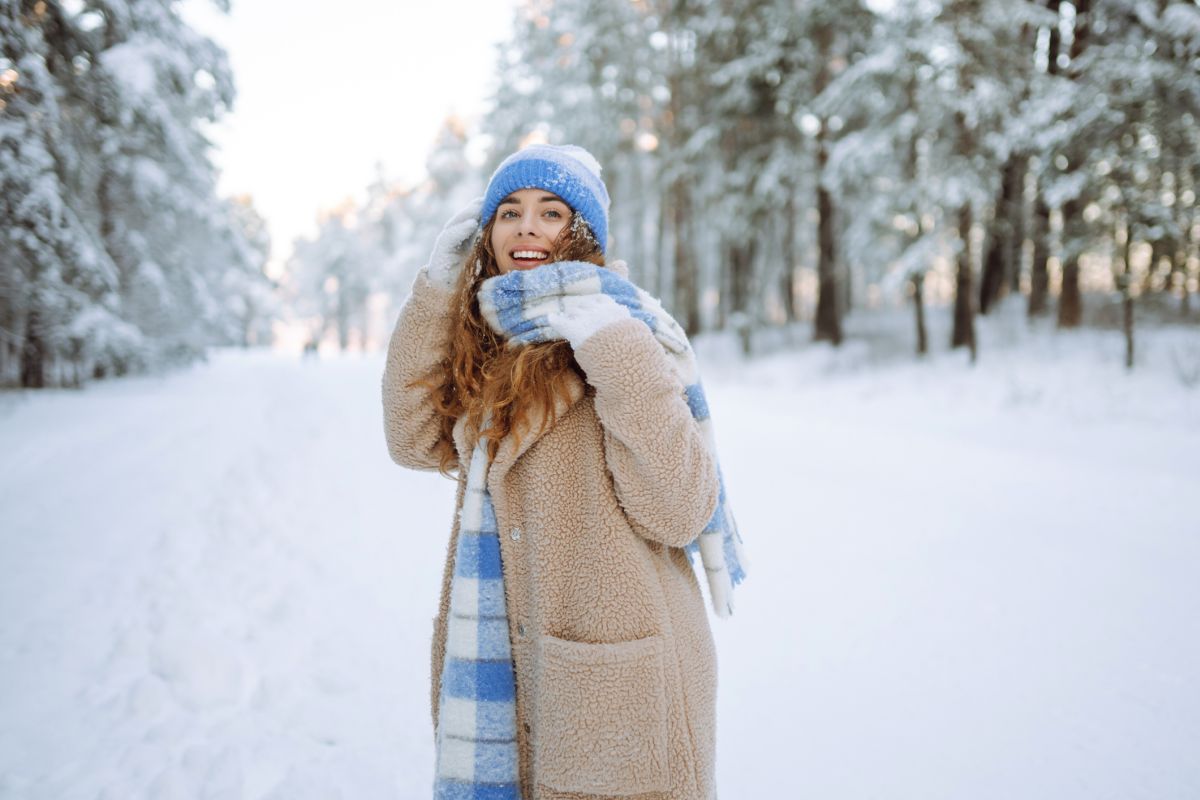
left=382, top=144, right=744, bottom=800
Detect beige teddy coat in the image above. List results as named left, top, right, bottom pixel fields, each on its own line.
left=382, top=269, right=721, bottom=799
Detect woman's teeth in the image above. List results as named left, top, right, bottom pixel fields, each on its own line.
left=512, top=250, right=548, bottom=260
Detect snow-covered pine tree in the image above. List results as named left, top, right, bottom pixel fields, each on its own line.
left=83, top=0, right=241, bottom=364
left=976, top=9, right=1045, bottom=316
left=289, top=117, right=483, bottom=351
left=820, top=0, right=951, bottom=355
left=1, top=0, right=127, bottom=387
left=1019, top=0, right=1199, bottom=359
left=219, top=195, right=276, bottom=348
left=820, top=0, right=1045, bottom=356
left=285, top=205, right=374, bottom=352
left=1064, top=0, right=1200, bottom=364
left=1, top=0, right=273, bottom=386
left=695, top=0, right=814, bottom=347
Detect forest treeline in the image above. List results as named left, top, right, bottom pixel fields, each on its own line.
left=4, top=1, right=1198, bottom=388
left=297, top=0, right=1199, bottom=368
left=1, top=0, right=275, bottom=388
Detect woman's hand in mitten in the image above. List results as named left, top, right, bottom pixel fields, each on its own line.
left=426, top=197, right=483, bottom=289
left=546, top=293, right=632, bottom=351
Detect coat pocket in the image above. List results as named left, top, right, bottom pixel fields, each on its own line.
left=534, top=633, right=670, bottom=796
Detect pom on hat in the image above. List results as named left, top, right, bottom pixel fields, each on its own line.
left=480, top=144, right=611, bottom=253
left=555, top=144, right=602, bottom=179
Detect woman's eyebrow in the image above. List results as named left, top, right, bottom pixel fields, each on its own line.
left=498, top=195, right=566, bottom=205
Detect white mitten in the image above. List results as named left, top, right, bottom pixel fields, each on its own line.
left=426, top=197, right=484, bottom=289
left=547, top=293, right=632, bottom=350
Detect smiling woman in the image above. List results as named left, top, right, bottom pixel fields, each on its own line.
left=420, top=145, right=613, bottom=474
left=491, top=190, right=572, bottom=272
left=381, top=143, right=744, bottom=800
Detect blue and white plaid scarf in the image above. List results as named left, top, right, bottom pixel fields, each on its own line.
left=478, top=259, right=747, bottom=617
left=433, top=427, right=520, bottom=799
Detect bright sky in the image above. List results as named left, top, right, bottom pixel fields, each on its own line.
left=182, top=0, right=519, bottom=276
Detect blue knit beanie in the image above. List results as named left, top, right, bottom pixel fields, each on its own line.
left=480, top=144, right=611, bottom=253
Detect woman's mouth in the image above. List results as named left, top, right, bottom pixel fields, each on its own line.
left=510, top=248, right=550, bottom=267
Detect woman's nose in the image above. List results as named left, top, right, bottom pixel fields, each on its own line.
left=517, top=209, right=538, bottom=235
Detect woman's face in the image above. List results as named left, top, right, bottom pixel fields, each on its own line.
left=490, top=188, right=572, bottom=273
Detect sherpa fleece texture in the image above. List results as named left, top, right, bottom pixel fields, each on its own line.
left=383, top=268, right=721, bottom=799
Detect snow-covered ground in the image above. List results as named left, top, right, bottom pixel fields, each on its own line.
left=1, top=312, right=1198, bottom=799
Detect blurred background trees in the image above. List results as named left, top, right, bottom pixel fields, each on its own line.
left=1, top=0, right=275, bottom=387
left=300, top=0, right=1200, bottom=365
left=4, top=0, right=1197, bottom=386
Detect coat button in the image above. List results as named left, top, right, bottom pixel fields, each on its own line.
left=523, top=721, right=531, bottom=734
left=510, top=527, right=522, bottom=541
left=517, top=622, right=526, bottom=637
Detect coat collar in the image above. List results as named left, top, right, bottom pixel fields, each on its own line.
left=452, top=369, right=587, bottom=489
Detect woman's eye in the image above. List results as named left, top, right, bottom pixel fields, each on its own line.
left=545, top=210, right=562, bottom=218
left=501, top=209, right=518, bottom=219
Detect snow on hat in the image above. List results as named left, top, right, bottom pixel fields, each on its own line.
left=480, top=143, right=611, bottom=253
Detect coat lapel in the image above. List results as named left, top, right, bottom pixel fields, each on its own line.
left=451, top=371, right=587, bottom=490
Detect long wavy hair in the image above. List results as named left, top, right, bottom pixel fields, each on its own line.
left=419, top=210, right=606, bottom=474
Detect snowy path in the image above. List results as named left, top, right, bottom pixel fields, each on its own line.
left=1, top=333, right=1197, bottom=799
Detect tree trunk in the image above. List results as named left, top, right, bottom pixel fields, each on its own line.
left=1184, top=242, right=1194, bottom=318
left=729, top=242, right=756, bottom=319
left=979, top=154, right=1022, bottom=314
left=1007, top=156, right=1028, bottom=296
left=716, top=242, right=729, bottom=331
left=729, top=240, right=757, bottom=355
left=813, top=139, right=841, bottom=344
left=1045, top=0, right=1062, bottom=75
left=911, top=272, right=928, bottom=356
left=841, top=260, right=853, bottom=316
left=1183, top=199, right=1196, bottom=318
left=1058, top=195, right=1084, bottom=328
left=1176, top=244, right=1195, bottom=316
left=1057, top=0, right=1090, bottom=329
left=20, top=310, right=45, bottom=389
left=1143, top=238, right=1164, bottom=295
left=1029, top=193, right=1051, bottom=316
left=656, top=187, right=671, bottom=303
left=812, top=21, right=841, bottom=346
left=1120, top=215, right=1135, bottom=369
left=980, top=226, right=1005, bottom=315
left=629, top=152, right=648, bottom=288
left=951, top=88, right=977, bottom=361
left=781, top=181, right=798, bottom=323
left=672, top=178, right=701, bottom=336
left=1181, top=163, right=1196, bottom=318
left=1057, top=251, right=1083, bottom=326
left=337, top=299, right=350, bottom=351
left=1029, top=0, right=1061, bottom=319
left=1171, top=175, right=1191, bottom=318
left=1124, top=288, right=1134, bottom=368
left=951, top=203, right=977, bottom=362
